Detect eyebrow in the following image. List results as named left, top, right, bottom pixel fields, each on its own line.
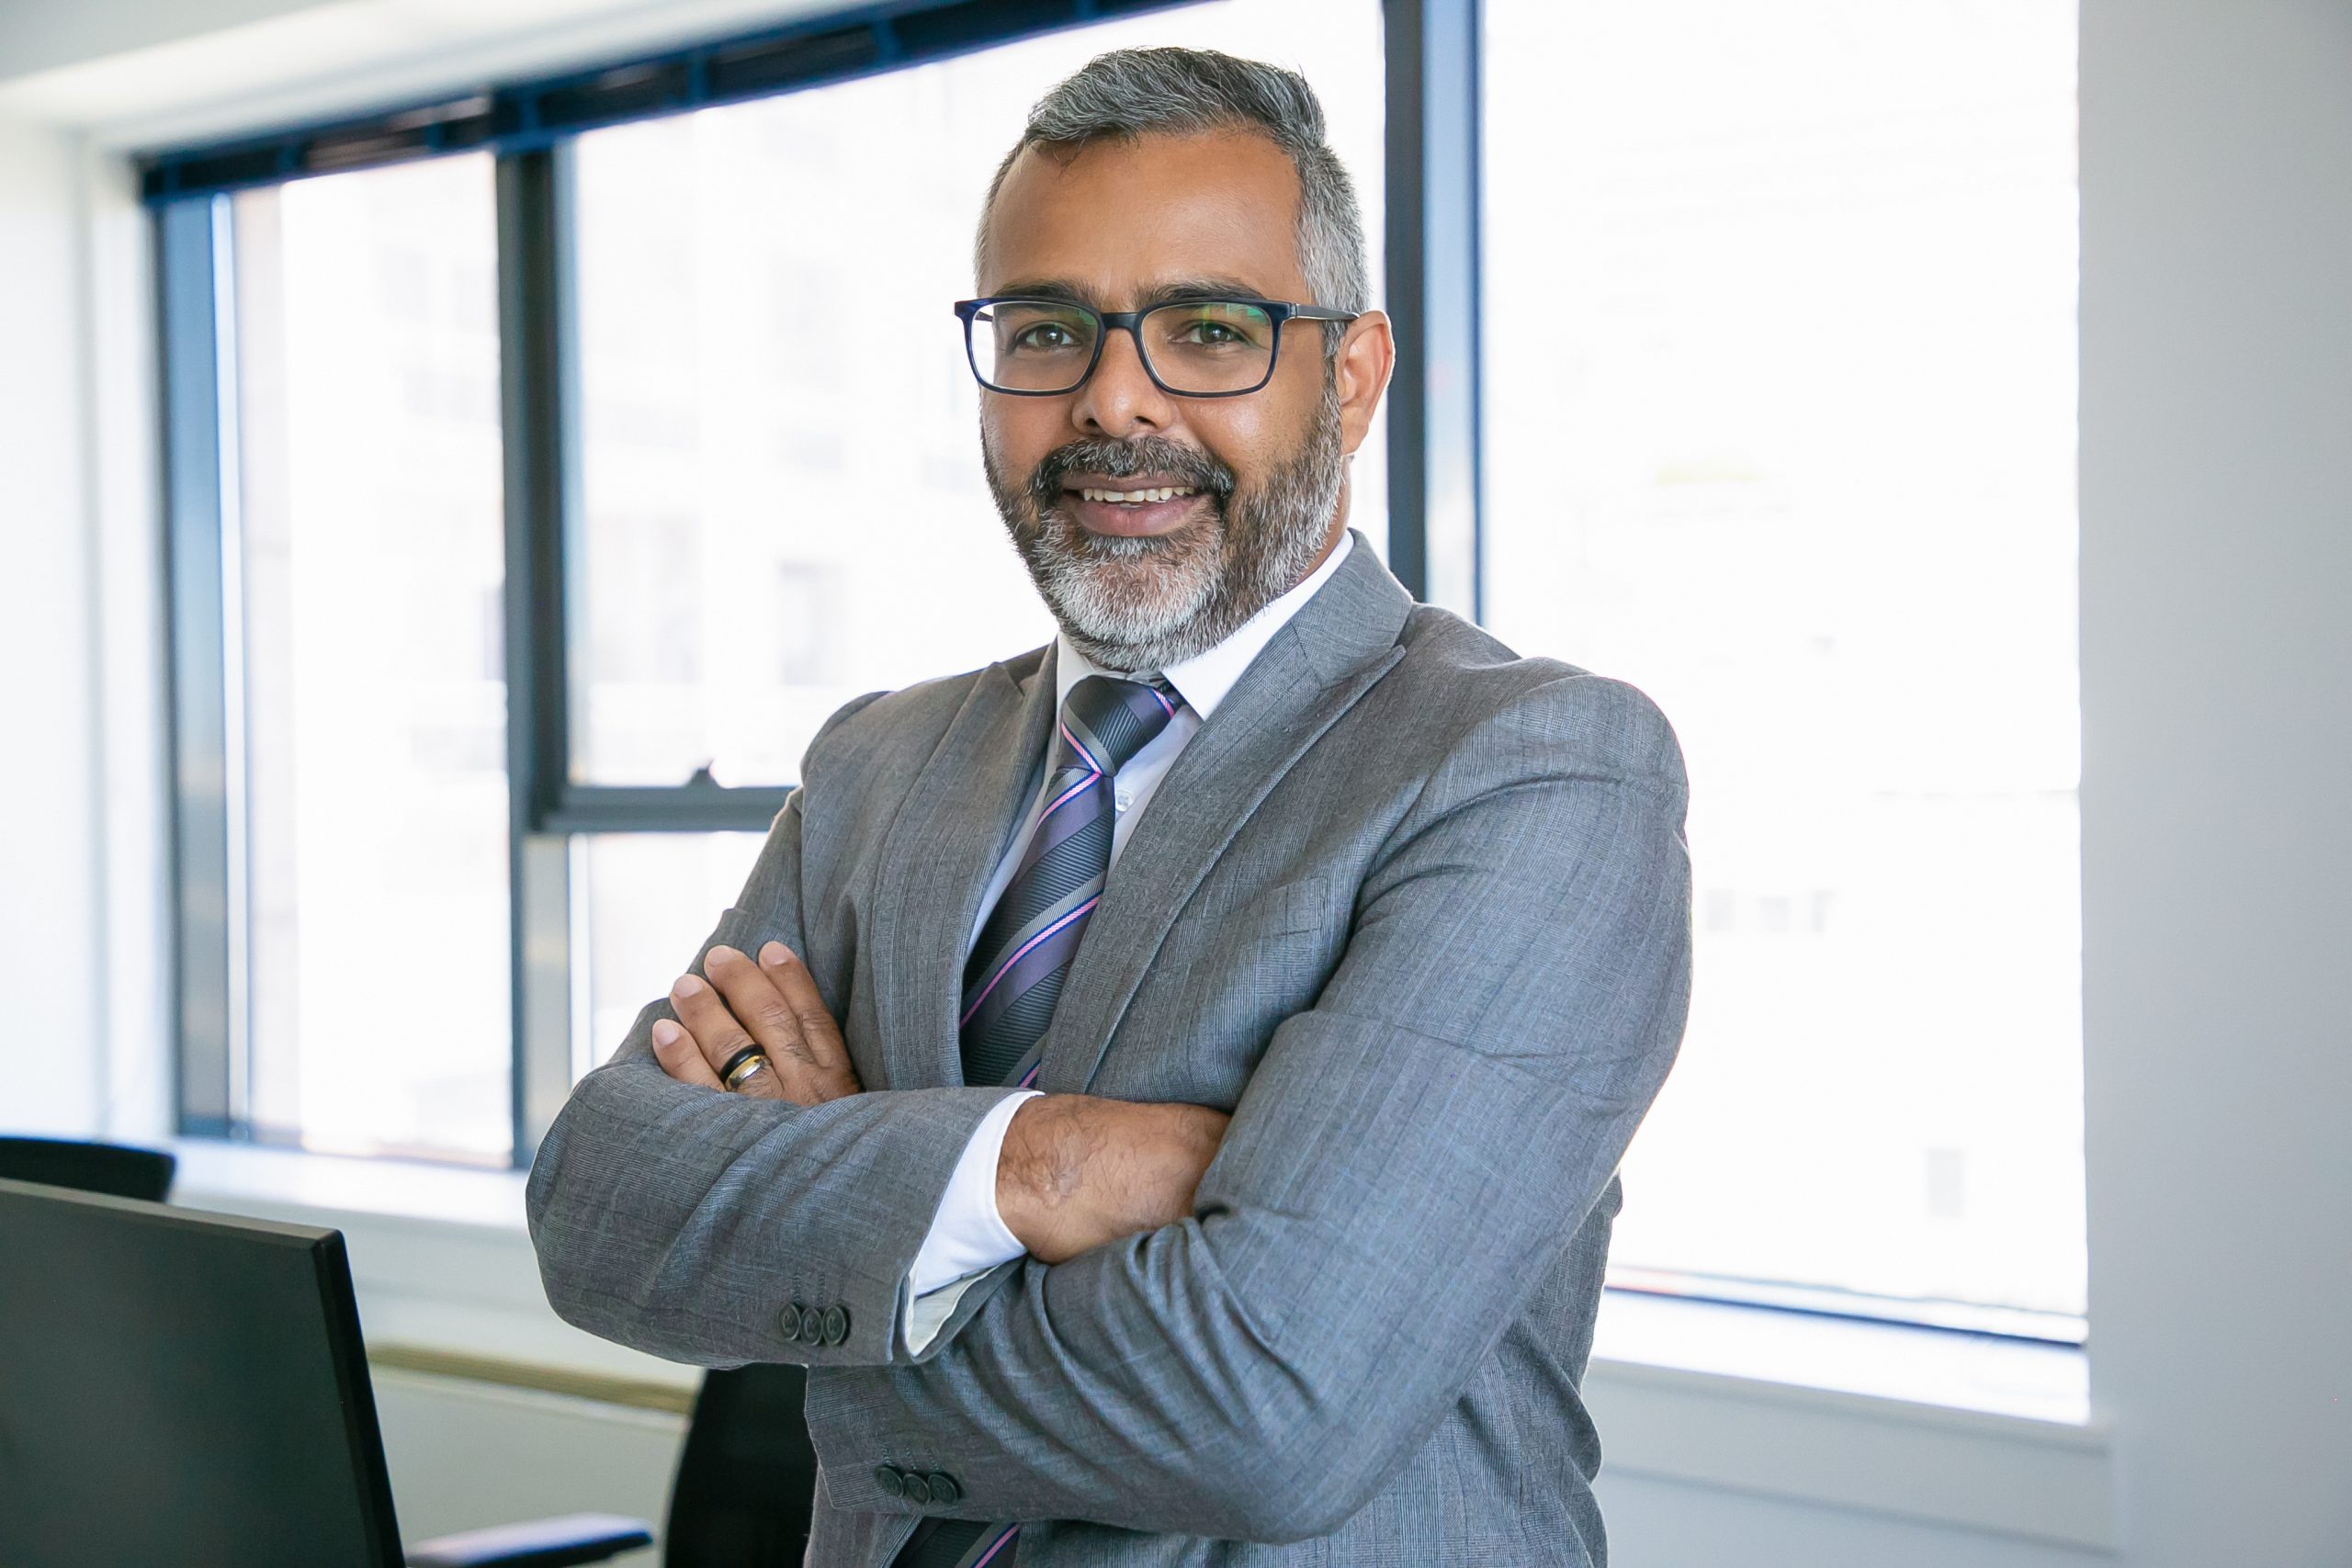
left=988, top=275, right=1281, bottom=310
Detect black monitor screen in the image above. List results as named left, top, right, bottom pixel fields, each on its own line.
left=0, top=1177, right=401, bottom=1567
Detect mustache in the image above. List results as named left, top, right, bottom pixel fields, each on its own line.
left=1025, top=437, right=1237, bottom=516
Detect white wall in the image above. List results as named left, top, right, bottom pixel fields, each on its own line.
left=375, top=1372, right=675, bottom=1564
left=0, top=110, right=168, bottom=1145
left=0, top=114, right=104, bottom=1137
left=1600, top=1475, right=2109, bottom=1568
left=2076, top=0, right=2352, bottom=1560
left=2, top=2, right=2348, bottom=1563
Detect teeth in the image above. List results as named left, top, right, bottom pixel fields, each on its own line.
left=1080, top=487, right=1196, bottom=504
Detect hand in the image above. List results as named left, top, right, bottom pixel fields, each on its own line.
left=995, top=1095, right=1231, bottom=1263
left=650, top=942, right=862, bottom=1106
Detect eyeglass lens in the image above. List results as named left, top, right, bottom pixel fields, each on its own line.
left=968, top=300, right=1279, bottom=394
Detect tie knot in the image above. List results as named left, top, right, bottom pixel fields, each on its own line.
left=1062, top=673, right=1182, bottom=774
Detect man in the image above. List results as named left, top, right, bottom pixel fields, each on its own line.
left=528, top=46, right=1690, bottom=1568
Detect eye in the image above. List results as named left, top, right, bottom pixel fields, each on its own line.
left=1159, top=304, right=1271, bottom=352
left=1012, top=321, right=1079, bottom=352
left=985, top=305, right=1092, bottom=357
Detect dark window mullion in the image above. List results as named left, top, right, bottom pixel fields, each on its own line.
left=498, top=148, right=576, bottom=1163
left=160, top=195, right=237, bottom=1139
left=500, top=147, right=571, bottom=837
left=1383, top=0, right=1484, bottom=617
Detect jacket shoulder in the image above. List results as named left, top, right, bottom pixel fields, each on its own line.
left=801, top=644, right=1048, bottom=777
left=1380, top=604, right=1684, bottom=798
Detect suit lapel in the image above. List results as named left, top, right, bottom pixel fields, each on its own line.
left=866, top=646, right=1058, bottom=1089
left=1040, top=530, right=1416, bottom=1094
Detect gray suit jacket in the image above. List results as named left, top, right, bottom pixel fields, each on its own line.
left=526, top=530, right=1691, bottom=1566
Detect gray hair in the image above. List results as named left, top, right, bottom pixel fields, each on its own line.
left=976, top=47, right=1370, bottom=352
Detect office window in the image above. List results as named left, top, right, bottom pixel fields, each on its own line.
left=1481, top=1, right=2084, bottom=1322
left=567, top=0, right=1387, bottom=789
left=225, top=156, right=511, bottom=1162
left=560, top=0, right=1386, bottom=1068
left=165, top=3, right=1388, bottom=1167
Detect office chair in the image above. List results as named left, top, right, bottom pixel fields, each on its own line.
left=405, top=1363, right=819, bottom=1568
left=0, top=1134, right=175, bottom=1201
left=659, top=1364, right=822, bottom=1565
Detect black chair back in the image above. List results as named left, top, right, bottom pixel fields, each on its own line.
left=662, top=1364, right=821, bottom=1567
left=0, top=1136, right=175, bottom=1201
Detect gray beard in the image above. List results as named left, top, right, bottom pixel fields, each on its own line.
left=983, top=383, right=1346, bottom=675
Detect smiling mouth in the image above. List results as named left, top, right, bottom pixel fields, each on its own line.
left=1075, top=485, right=1200, bottom=505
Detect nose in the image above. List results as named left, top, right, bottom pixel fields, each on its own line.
left=1069, top=321, right=1176, bottom=440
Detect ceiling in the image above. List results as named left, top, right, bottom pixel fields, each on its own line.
left=0, top=0, right=840, bottom=150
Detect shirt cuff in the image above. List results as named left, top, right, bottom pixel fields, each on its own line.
left=903, top=1089, right=1039, bottom=1350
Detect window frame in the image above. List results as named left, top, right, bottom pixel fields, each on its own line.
left=149, top=0, right=2085, bottom=1353
left=153, top=0, right=1476, bottom=1166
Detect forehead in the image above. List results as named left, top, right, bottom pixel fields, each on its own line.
left=980, top=129, right=1307, bottom=301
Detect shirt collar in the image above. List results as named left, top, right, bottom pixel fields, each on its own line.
left=1053, top=530, right=1356, bottom=721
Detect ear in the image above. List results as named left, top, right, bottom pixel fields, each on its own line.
left=1331, top=310, right=1396, bottom=455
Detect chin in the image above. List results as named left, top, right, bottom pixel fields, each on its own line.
left=1029, top=514, right=1224, bottom=666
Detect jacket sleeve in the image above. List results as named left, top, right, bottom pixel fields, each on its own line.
left=525, top=692, right=1030, bottom=1370
left=799, top=673, right=1694, bottom=1541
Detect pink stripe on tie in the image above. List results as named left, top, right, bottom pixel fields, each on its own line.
left=969, top=1525, right=1021, bottom=1568
left=958, top=895, right=1098, bottom=1027
left=1058, top=719, right=1102, bottom=774
left=1039, top=762, right=1100, bottom=821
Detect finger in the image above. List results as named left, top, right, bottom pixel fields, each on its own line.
left=701, top=944, right=826, bottom=1081
left=758, top=942, right=850, bottom=1070
left=674, top=964, right=793, bottom=1100
left=650, top=1015, right=723, bottom=1090
left=670, top=973, right=759, bottom=1074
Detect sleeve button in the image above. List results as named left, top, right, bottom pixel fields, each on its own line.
left=822, top=1303, right=851, bottom=1345
left=778, top=1303, right=804, bottom=1342
left=873, top=1464, right=904, bottom=1498
left=901, top=1472, right=933, bottom=1506
left=799, top=1304, right=827, bottom=1343
left=926, top=1472, right=961, bottom=1506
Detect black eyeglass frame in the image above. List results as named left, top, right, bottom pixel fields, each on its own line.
left=952, top=295, right=1360, bottom=399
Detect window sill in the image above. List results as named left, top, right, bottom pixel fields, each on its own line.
left=1596, top=1288, right=2087, bottom=1424
left=1588, top=1291, right=2114, bottom=1551
left=168, top=1140, right=2116, bottom=1550
left=171, top=1138, right=534, bottom=1232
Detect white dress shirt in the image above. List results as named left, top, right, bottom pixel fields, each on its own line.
left=900, top=530, right=1357, bottom=1351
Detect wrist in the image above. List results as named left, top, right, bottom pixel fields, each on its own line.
left=996, top=1094, right=1083, bottom=1256
left=993, top=1095, right=1231, bottom=1263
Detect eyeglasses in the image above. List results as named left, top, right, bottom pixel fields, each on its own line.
left=953, top=296, right=1358, bottom=398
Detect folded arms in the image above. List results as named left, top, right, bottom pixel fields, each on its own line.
left=525, top=672, right=1691, bottom=1540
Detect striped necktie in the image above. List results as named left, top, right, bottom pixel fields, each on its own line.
left=894, top=672, right=1181, bottom=1568
left=956, top=671, right=1183, bottom=1091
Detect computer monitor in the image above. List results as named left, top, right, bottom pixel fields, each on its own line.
left=0, top=1176, right=403, bottom=1567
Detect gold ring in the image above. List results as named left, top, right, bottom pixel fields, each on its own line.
left=723, top=1052, right=772, bottom=1091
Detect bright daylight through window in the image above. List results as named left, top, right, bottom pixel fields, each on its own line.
left=225, top=154, right=511, bottom=1163
left=1482, top=0, right=2085, bottom=1327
